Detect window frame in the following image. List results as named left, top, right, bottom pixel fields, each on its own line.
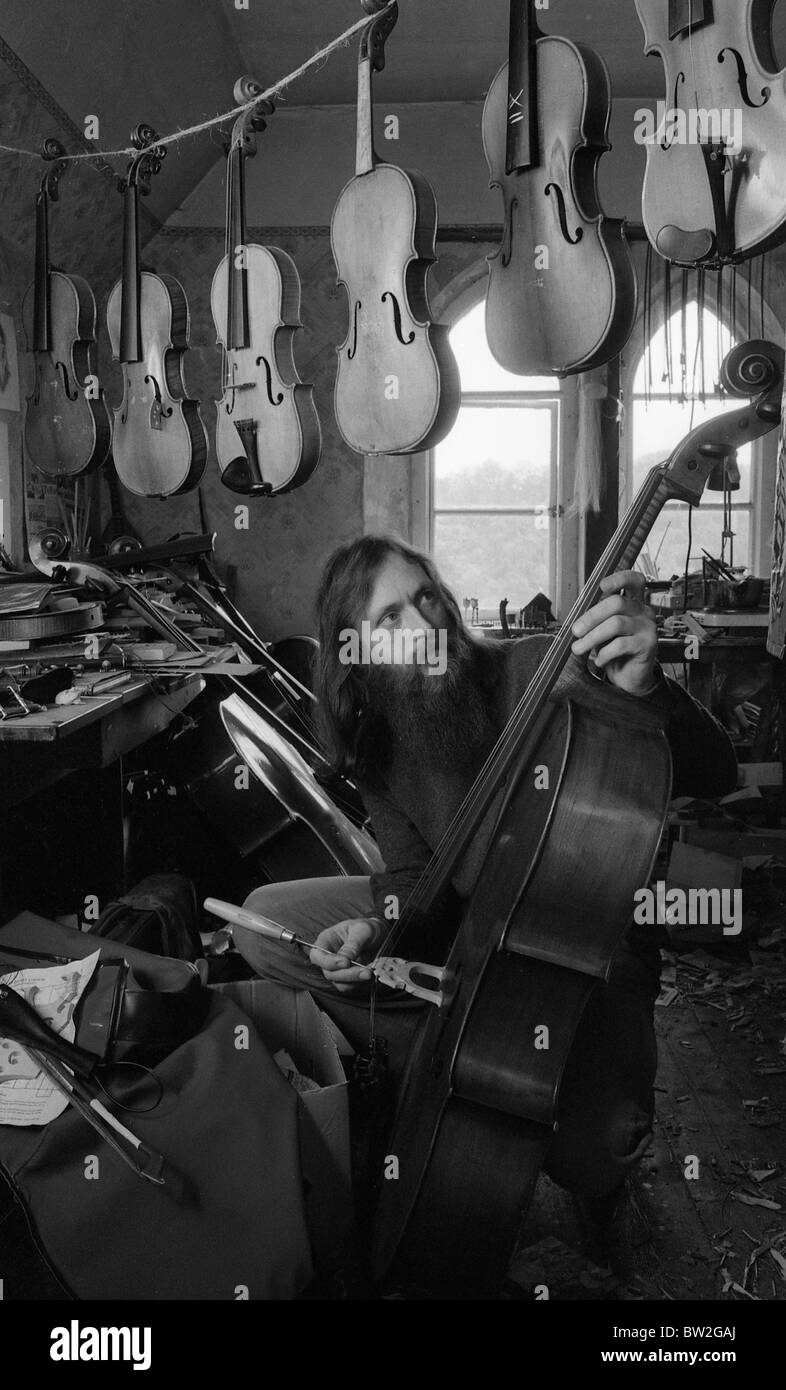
left=620, top=282, right=780, bottom=579
left=414, top=270, right=580, bottom=619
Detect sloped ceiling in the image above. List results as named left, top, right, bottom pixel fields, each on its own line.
left=1, top=0, right=786, bottom=289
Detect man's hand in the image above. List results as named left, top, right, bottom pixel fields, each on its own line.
left=571, top=570, right=658, bottom=698
left=309, top=917, right=383, bottom=994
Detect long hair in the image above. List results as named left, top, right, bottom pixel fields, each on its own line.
left=313, top=534, right=466, bottom=778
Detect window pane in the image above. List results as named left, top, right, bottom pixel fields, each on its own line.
left=433, top=513, right=550, bottom=612
left=449, top=301, right=559, bottom=393
left=631, top=398, right=752, bottom=571
left=636, top=502, right=750, bottom=581
left=632, top=397, right=751, bottom=502
left=434, top=406, right=553, bottom=508
left=632, top=300, right=736, bottom=397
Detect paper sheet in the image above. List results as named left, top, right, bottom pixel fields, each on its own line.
left=0, top=951, right=101, bottom=1125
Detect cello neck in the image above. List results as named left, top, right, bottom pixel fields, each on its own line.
left=32, top=187, right=51, bottom=353
left=119, top=180, right=142, bottom=363
left=226, top=140, right=249, bottom=349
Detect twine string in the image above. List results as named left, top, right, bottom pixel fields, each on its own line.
left=0, top=3, right=394, bottom=164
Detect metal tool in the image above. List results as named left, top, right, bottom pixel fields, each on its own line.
left=204, top=898, right=447, bottom=1004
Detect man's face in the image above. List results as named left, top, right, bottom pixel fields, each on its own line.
left=364, top=554, right=450, bottom=673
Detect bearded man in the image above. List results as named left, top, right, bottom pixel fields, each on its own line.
left=233, top=534, right=737, bottom=1209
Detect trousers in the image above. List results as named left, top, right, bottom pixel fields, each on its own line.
left=233, top=876, right=661, bottom=1199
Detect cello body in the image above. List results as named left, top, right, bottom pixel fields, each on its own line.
left=373, top=674, right=671, bottom=1296
left=22, top=139, right=111, bottom=479
left=371, top=341, right=784, bottom=1296
left=483, top=26, right=637, bottom=376
left=330, top=2, right=459, bottom=457
left=635, top=0, right=786, bottom=264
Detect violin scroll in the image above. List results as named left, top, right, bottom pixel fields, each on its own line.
left=360, top=0, right=399, bottom=68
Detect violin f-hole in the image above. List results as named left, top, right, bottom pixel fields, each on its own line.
left=660, top=71, right=686, bottom=150
left=381, top=290, right=416, bottom=346
left=718, top=48, right=770, bottom=108
left=55, top=361, right=79, bottom=402
left=501, top=195, right=518, bottom=268
left=144, top=373, right=173, bottom=429
left=254, top=355, right=284, bottom=406
left=544, top=184, right=583, bottom=245
left=347, top=300, right=361, bottom=360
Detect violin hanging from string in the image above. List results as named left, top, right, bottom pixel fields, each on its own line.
left=106, top=124, right=207, bottom=497
left=22, top=137, right=112, bottom=478
left=211, top=78, right=322, bottom=496
left=482, top=1, right=637, bottom=376
left=371, top=339, right=784, bottom=1296
left=635, top=0, right=786, bottom=266
left=331, top=0, right=460, bottom=456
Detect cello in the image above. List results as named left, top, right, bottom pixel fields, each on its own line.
left=331, top=0, right=460, bottom=456
left=371, top=339, right=784, bottom=1296
left=211, top=78, right=322, bottom=497
left=635, top=0, right=786, bottom=266
left=22, top=138, right=112, bottom=478
left=106, top=125, right=207, bottom=497
left=482, top=1, right=637, bottom=377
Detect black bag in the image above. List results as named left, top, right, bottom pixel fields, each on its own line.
left=90, top=873, right=203, bottom=961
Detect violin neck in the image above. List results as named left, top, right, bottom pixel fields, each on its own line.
left=226, top=143, right=249, bottom=350
left=119, top=182, right=142, bottom=363
left=668, top=0, right=711, bottom=41
left=32, top=188, right=51, bottom=353
left=355, top=54, right=376, bottom=176
left=506, top=0, right=539, bottom=175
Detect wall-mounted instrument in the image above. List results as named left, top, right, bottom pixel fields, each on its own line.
left=106, top=125, right=207, bottom=497
left=371, top=339, right=784, bottom=1296
left=22, top=138, right=112, bottom=479
left=483, top=2, right=637, bottom=377
left=211, top=78, right=321, bottom=497
left=330, top=0, right=460, bottom=455
left=635, top=0, right=786, bottom=266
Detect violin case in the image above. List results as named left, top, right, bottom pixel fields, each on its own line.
left=0, top=911, right=315, bottom=1300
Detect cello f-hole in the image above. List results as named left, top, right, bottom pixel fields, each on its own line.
left=381, top=290, right=416, bottom=346
left=717, top=48, right=770, bottom=108
left=254, top=355, right=284, bottom=406
left=544, top=184, right=583, bottom=246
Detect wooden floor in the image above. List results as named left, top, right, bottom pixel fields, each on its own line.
left=510, top=943, right=786, bottom=1301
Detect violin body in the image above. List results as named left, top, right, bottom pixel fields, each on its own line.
left=23, top=269, right=111, bottom=478
left=211, top=244, right=321, bottom=496
left=372, top=674, right=671, bottom=1296
left=636, top=0, right=786, bottom=264
left=106, top=269, right=206, bottom=498
left=107, top=126, right=206, bottom=499
left=483, top=35, right=637, bottom=376
left=332, top=163, right=460, bottom=455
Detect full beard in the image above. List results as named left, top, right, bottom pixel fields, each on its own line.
left=361, top=628, right=502, bottom=771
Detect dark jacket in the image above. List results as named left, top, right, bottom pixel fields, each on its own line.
left=358, top=636, right=738, bottom=949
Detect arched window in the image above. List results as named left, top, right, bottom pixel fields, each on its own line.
left=626, top=300, right=756, bottom=579
left=430, top=300, right=562, bottom=622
